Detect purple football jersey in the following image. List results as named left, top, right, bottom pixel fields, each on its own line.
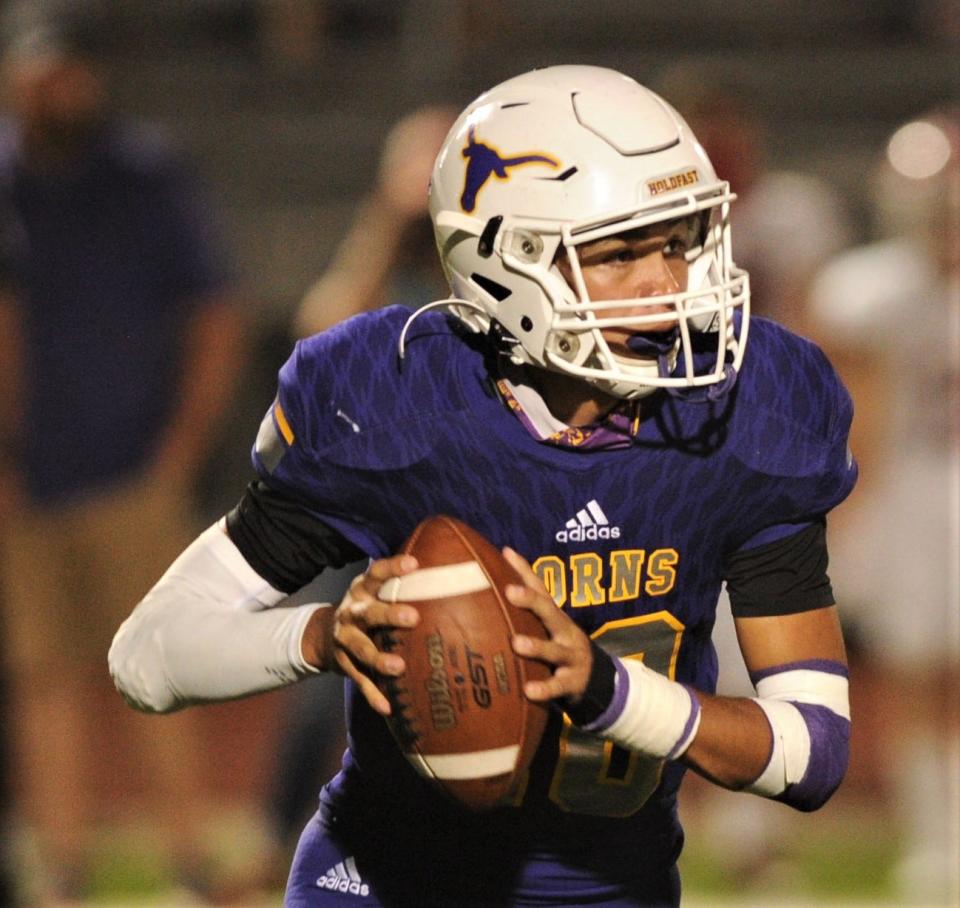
left=256, top=306, right=856, bottom=904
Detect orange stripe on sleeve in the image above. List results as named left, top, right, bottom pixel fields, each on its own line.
left=274, top=402, right=295, bottom=445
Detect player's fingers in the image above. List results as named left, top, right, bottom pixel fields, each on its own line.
left=505, top=579, right=566, bottom=636
left=512, top=632, right=574, bottom=668
left=352, top=597, right=420, bottom=633
left=341, top=583, right=419, bottom=633
left=503, top=547, right=550, bottom=596
left=522, top=667, right=581, bottom=702
left=332, top=617, right=408, bottom=718
left=349, top=556, right=423, bottom=626
left=334, top=648, right=393, bottom=716
left=350, top=555, right=417, bottom=599
left=513, top=626, right=591, bottom=695
left=365, top=553, right=419, bottom=585
left=507, top=576, right=592, bottom=702
left=334, top=619, right=404, bottom=674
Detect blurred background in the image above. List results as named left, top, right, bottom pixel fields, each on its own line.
left=0, top=0, right=956, bottom=905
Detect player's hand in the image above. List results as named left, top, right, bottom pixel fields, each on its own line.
left=328, top=555, right=422, bottom=716
left=503, top=547, right=593, bottom=706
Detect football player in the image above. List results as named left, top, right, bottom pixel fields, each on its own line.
left=110, top=65, right=857, bottom=907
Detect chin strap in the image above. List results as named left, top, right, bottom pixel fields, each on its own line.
left=662, top=363, right=739, bottom=403
left=624, top=329, right=679, bottom=358
left=707, top=365, right=739, bottom=399
left=624, top=328, right=680, bottom=383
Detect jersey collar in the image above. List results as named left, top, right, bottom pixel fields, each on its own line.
left=495, top=376, right=640, bottom=450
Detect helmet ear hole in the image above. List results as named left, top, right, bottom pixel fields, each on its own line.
left=471, top=273, right=512, bottom=302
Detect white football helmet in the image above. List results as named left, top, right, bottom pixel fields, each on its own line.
left=417, top=64, right=750, bottom=399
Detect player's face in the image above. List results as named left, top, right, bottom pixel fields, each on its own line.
left=556, top=216, right=696, bottom=354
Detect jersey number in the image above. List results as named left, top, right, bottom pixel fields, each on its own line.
left=547, top=612, right=684, bottom=817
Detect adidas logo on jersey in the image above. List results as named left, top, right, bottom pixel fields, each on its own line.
left=555, top=500, right=621, bottom=543
left=316, top=857, right=370, bottom=897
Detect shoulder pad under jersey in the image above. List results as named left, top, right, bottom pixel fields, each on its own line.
left=262, top=306, right=487, bottom=473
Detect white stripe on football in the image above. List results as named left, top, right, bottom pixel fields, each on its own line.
left=378, top=561, right=490, bottom=602
left=406, top=744, right=521, bottom=780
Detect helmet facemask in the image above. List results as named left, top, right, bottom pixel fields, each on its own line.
left=465, top=182, right=748, bottom=400
left=536, top=185, right=750, bottom=399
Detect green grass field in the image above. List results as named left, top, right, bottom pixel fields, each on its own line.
left=13, top=787, right=956, bottom=907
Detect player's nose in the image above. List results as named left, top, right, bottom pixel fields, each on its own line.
left=632, top=250, right=680, bottom=299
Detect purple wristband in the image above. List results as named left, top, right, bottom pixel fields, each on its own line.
left=666, top=686, right=702, bottom=760
left=580, top=658, right=630, bottom=733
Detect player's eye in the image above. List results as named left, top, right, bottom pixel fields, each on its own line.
left=581, top=243, right=632, bottom=267
left=663, top=237, right=688, bottom=257
left=607, top=247, right=635, bottom=263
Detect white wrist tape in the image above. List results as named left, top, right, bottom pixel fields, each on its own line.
left=596, top=658, right=702, bottom=760
left=746, top=666, right=850, bottom=800
left=109, top=520, right=324, bottom=713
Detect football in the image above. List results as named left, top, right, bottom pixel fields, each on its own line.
left=375, top=515, right=551, bottom=810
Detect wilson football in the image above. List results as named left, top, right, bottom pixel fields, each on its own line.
left=375, top=515, right=550, bottom=810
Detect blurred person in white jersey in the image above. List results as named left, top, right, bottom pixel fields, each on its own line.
left=806, top=107, right=960, bottom=905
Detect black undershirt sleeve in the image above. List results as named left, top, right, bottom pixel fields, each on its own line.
left=225, top=480, right=366, bottom=594
left=724, top=519, right=835, bottom=618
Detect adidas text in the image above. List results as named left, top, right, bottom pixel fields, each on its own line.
left=316, top=875, right=370, bottom=897
left=555, top=525, right=621, bottom=543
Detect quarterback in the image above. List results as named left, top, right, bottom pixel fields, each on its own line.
left=110, top=66, right=857, bottom=907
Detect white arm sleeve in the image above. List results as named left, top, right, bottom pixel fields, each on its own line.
left=108, top=520, right=326, bottom=714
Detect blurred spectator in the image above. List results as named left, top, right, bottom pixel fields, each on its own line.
left=256, top=0, right=407, bottom=69
left=911, top=0, right=960, bottom=46
left=654, top=68, right=855, bottom=330
left=258, top=0, right=327, bottom=70
left=683, top=106, right=958, bottom=902
left=806, top=107, right=959, bottom=905
left=0, top=2, right=246, bottom=901
left=251, top=104, right=456, bottom=877
left=294, top=103, right=455, bottom=337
